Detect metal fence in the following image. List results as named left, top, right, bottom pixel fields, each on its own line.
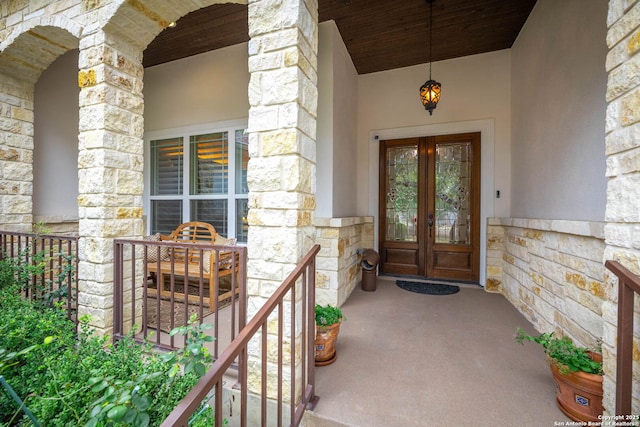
left=160, top=244, right=321, bottom=427
left=604, top=260, right=640, bottom=417
left=113, top=238, right=247, bottom=352
left=0, top=230, right=78, bottom=325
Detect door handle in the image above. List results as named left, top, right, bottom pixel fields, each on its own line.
left=428, top=214, right=434, bottom=238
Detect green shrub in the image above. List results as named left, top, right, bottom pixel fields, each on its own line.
left=0, top=287, right=77, bottom=423
left=0, top=289, right=217, bottom=426
left=515, top=327, right=602, bottom=375
left=0, top=235, right=77, bottom=311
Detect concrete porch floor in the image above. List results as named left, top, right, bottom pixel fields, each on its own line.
left=305, top=276, right=570, bottom=427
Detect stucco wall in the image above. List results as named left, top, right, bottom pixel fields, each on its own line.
left=316, top=23, right=334, bottom=218
left=356, top=50, right=511, bottom=284
left=356, top=49, right=512, bottom=221
left=143, top=42, right=250, bottom=131
left=315, top=21, right=358, bottom=219
left=511, top=0, right=608, bottom=221
left=330, top=23, right=358, bottom=218
left=33, top=49, right=79, bottom=222
left=143, top=22, right=355, bottom=220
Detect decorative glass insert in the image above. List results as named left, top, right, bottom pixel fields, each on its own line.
left=190, top=132, right=228, bottom=195
left=150, top=137, right=183, bottom=196
left=386, top=146, right=418, bottom=242
left=435, top=142, right=472, bottom=244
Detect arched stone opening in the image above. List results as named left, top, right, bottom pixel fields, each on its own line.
left=104, top=0, right=246, bottom=52
left=34, top=49, right=80, bottom=235
left=0, top=24, right=79, bottom=233
left=74, top=0, right=248, bottom=334
left=0, top=23, right=80, bottom=84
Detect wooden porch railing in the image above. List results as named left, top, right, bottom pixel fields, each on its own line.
left=604, top=260, right=640, bottom=417
left=113, top=238, right=247, bottom=352
left=0, top=230, right=78, bottom=325
left=160, top=244, right=321, bottom=427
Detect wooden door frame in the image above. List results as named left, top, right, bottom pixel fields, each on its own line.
left=369, top=119, right=495, bottom=285
left=426, top=132, right=481, bottom=281
left=377, top=137, right=423, bottom=276
left=378, top=134, right=481, bottom=282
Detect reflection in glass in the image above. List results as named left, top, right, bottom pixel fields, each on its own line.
left=191, top=199, right=228, bottom=236
left=235, top=129, right=249, bottom=194
left=236, top=199, right=249, bottom=243
left=435, top=143, right=472, bottom=244
left=190, top=132, right=228, bottom=195
left=150, top=137, right=183, bottom=196
left=151, top=200, right=182, bottom=235
left=386, top=146, right=418, bottom=242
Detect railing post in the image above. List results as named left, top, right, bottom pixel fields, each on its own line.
left=604, top=260, right=639, bottom=417
left=159, top=244, right=319, bottom=427
left=113, top=240, right=123, bottom=340
left=615, top=277, right=634, bottom=417
left=306, top=255, right=319, bottom=410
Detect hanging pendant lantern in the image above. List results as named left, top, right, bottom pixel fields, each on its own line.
left=420, top=79, right=441, bottom=115
left=420, top=0, right=441, bottom=115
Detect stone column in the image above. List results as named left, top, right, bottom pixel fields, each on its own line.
left=0, top=76, right=35, bottom=233
left=76, top=31, right=145, bottom=335
left=602, top=0, right=640, bottom=415
left=246, top=0, right=318, bottom=403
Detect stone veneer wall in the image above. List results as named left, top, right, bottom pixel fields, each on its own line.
left=486, top=218, right=606, bottom=349
left=0, top=75, right=36, bottom=234
left=2, top=0, right=321, bottom=408
left=603, top=0, right=640, bottom=415
left=314, top=216, right=374, bottom=307
left=244, top=0, right=319, bottom=405
left=34, top=216, right=79, bottom=236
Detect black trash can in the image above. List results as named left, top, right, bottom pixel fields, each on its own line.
left=361, top=249, right=380, bottom=291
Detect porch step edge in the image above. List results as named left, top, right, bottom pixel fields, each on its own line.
left=301, top=410, right=353, bottom=427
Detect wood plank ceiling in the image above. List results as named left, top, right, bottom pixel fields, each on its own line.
left=143, top=0, right=537, bottom=75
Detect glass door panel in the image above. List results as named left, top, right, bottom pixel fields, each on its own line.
left=385, top=146, right=418, bottom=242
left=427, top=133, right=480, bottom=281
left=435, top=142, right=472, bottom=244
left=379, top=133, right=480, bottom=282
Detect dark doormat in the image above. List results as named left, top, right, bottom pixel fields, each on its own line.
left=396, top=280, right=460, bottom=295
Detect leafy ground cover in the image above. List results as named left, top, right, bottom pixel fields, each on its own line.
left=0, top=248, right=219, bottom=427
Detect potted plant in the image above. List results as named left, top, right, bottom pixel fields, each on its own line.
left=515, top=327, right=603, bottom=422
left=315, top=304, right=344, bottom=366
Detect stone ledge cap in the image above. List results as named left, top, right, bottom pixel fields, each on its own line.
left=488, top=217, right=605, bottom=239
left=314, top=216, right=374, bottom=227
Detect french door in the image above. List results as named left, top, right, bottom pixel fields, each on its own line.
left=378, top=133, right=481, bottom=282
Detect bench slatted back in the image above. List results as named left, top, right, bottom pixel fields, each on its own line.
left=162, top=221, right=217, bottom=264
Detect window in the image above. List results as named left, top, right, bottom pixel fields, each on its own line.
left=146, top=121, right=249, bottom=243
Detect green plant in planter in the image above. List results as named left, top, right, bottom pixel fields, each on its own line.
left=315, top=304, right=344, bottom=329
left=314, top=304, right=345, bottom=365
left=515, top=327, right=602, bottom=375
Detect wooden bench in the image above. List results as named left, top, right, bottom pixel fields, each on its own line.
left=146, top=221, right=239, bottom=311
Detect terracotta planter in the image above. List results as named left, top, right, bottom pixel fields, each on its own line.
left=315, top=322, right=341, bottom=366
left=549, top=352, right=603, bottom=422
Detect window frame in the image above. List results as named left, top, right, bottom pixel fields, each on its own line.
left=144, top=118, right=249, bottom=242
